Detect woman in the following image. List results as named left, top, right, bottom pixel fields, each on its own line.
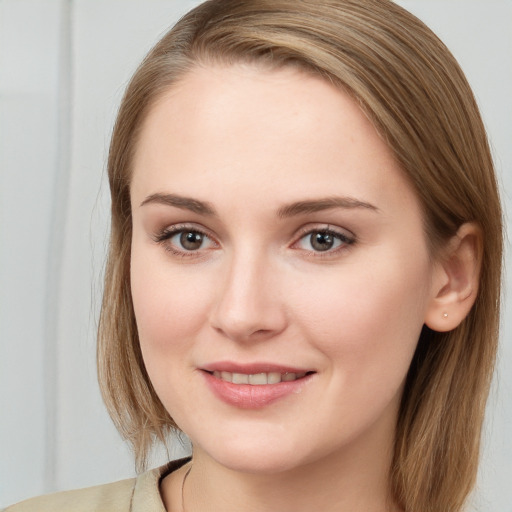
left=6, top=0, right=502, bottom=511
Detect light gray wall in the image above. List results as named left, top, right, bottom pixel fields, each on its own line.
left=1, top=0, right=510, bottom=509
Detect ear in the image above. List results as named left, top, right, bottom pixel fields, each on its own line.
left=425, top=223, right=482, bottom=332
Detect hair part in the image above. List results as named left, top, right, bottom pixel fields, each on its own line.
left=98, top=1, right=503, bottom=510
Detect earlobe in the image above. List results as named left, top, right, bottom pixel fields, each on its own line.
left=424, top=223, right=482, bottom=332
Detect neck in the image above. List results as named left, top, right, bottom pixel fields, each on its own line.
left=188, top=454, right=394, bottom=512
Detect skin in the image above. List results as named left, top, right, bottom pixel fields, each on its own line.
left=129, top=64, right=450, bottom=512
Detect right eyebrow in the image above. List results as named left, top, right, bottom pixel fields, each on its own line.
left=140, top=193, right=216, bottom=216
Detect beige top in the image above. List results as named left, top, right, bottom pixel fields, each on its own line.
left=3, top=458, right=189, bottom=512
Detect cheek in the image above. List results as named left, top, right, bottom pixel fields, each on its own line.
left=290, top=252, right=431, bottom=377
left=130, top=249, right=212, bottom=358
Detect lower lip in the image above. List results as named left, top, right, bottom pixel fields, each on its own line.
left=202, top=371, right=313, bottom=409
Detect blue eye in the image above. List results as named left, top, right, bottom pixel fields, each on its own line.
left=296, top=229, right=353, bottom=253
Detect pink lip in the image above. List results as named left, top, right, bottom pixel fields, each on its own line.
left=200, top=362, right=315, bottom=409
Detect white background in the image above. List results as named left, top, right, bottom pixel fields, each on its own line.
left=0, top=0, right=511, bottom=510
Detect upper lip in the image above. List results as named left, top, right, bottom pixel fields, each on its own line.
left=201, top=361, right=314, bottom=375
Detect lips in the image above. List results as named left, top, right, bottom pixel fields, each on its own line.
left=201, top=362, right=315, bottom=409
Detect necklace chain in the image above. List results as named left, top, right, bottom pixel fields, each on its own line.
left=181, top=463, right=193, bottom=512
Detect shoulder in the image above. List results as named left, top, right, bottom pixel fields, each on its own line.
left=2, top=477, right=136, bottom=512
left=2, top=459, right=189, bottom=512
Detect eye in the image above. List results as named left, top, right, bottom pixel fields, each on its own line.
left=295, top=228, right=354, bottom=253
left=174, top=230, right=208, bottom=251
left=153, top=225, right=217, bottom=255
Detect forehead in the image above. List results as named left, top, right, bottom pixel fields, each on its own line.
left=131, top=63, right=420, bottom=219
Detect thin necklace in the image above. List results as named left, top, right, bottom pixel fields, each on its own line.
left=181, top=463, right=193, bottom=512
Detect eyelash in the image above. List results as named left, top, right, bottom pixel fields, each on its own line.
left=152, top=224, right=356, bottom=259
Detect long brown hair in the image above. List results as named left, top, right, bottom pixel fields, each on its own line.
left=97, top=1, right=503, bottom=510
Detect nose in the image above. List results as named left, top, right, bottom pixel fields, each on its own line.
left=209, top=250, right=288, bottom=343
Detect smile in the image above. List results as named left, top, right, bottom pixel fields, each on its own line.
left=202, top=366, right=315, bottom=409
left=211, top=371, right=308, bottom=385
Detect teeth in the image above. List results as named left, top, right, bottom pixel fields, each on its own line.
left=248, top=373, right=267, bottom=385
left=232, top=373, right=249, bottom=384
left=267, top=372, right=281, bottom=384
left=212, top=371, right=307, bottom=385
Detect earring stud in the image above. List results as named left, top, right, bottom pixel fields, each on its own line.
left=442, top=312, right=448, bottom=318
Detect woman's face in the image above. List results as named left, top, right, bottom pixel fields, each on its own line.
left=130, top=64, right=443, bottom=474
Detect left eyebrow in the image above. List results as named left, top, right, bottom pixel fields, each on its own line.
left=140, top=193, right=216, bottom=216
left=276, top=196, right=379, bottom=218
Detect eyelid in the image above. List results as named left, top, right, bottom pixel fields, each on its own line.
left=152, top=222, right=215, bottom=240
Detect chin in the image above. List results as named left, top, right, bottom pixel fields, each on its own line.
left=192, top=430, right=313, bottom=475
left=212, top=449, right=307, bottom=475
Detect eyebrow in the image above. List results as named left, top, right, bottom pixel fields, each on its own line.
left=276, top=196, right=379, bottom=217
left=140, top=193, right=378, bottom=217
left=140, top=193, right=216, bottom=215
